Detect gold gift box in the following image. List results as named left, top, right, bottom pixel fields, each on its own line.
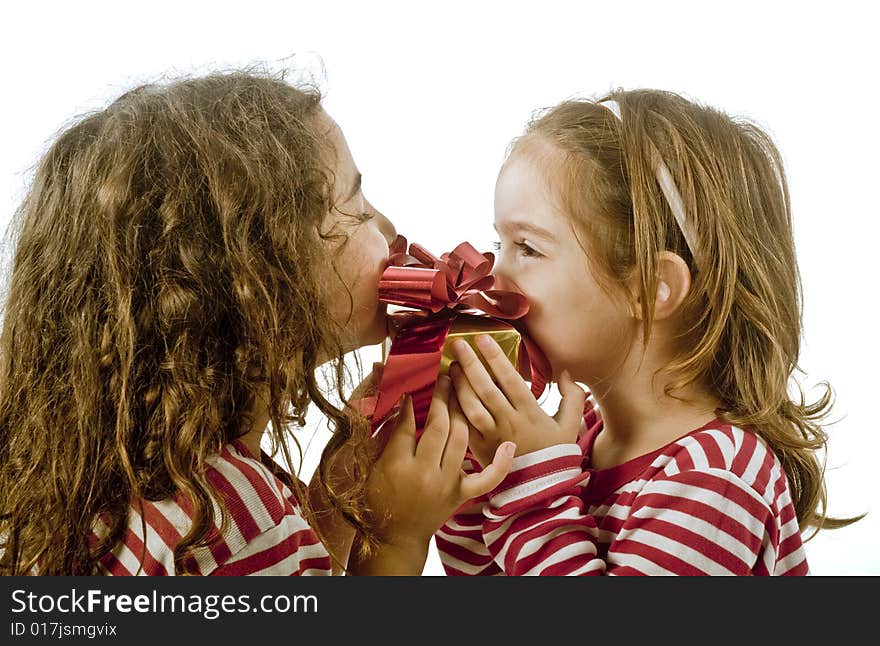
left=383, top=310, right=524, bottom=379
left=438, top=314, right=522, bottom=377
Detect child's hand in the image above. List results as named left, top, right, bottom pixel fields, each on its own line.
left=365, top=374, right=516, bottom=553
left=449, top=334, right=586, bottom=466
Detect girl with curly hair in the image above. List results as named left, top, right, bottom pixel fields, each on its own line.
left=0, top=69, right=513, bottom=576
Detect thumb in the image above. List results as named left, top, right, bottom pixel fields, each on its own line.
left=554, top=370, right=586, bottom=432
left=375, top=394, right=416, bottom=458
left=385, top=394, right=417, bottom=455
left=459, top=441, right=516, bottom=501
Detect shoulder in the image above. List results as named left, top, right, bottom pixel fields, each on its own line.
left=99, top=442, right=324, bottom=575
left=203, top=443, right=330, bottom=575
left=205, top=442, right=306, bottom=538
left=660, top=423, right=777, bottom=478
left=650, top=423, right=793, bottom=512
left=633, top=423, right=806, bottom=573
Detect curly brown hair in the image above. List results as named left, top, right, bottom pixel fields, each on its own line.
left=0, top=68, right=377, bottom=574
left=516, top=88, right=864, bottom=536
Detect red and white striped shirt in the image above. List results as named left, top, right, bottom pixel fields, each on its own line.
left=436, top=403, right=809, bottom=576
left=94, top=440, right=332, bottom=575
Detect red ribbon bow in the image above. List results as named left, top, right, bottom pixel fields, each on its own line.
left=362, top=235, right=550, bottom=444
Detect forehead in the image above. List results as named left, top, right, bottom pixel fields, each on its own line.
left=317, top=113, right=360, bottom=195
left=495, top=138, right=569, bottom=230
left=497, top=136, right=565, bottom=195
left=318, top=116, right=352, bottom=161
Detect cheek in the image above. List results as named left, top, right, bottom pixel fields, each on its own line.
left=351, top=266, right=383, bottom=313
left=524, top=297, right=584, bottom=353
left=519, top=282, right=574, bottom=344
left=521, top=282, right=628, bottom=373
left=340, top=229, right=388, bottom=324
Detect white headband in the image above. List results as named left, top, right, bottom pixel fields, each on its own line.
left=602, top=99, right=699, bottom=261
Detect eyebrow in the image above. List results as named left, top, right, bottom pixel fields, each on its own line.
left=494, top=220, right=556, bottom=242
left=343, top=173, right=363, bottom=203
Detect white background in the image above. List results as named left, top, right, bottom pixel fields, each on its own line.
left=1, top=1, right=877, bottom=575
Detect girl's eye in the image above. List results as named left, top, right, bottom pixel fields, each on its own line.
left=515, top=241, right=540, bottom=257
left=333, top=204, right=373, bottom=224
left=491, top=240, right=542, bottom=258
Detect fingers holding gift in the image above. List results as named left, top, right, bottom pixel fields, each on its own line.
left=384, top=394, right=417, bottom=458
left=440, top=388, right=470, bottom=473
left=448, top=361, right=498, bottom=434
left=450, top=339, right=587, bottom=458
left=364, top=379, right=516, bottom=549
left=445, top=374, right=517, bottom=497
left=476, top=334, right=536, bottom=407
left=416, top=375, right=453, bottom=465
left=453, top=335, right=534, bottom=409
left=450, top=339, right=513, bottom=415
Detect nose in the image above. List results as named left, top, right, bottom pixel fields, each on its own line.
left=374, top=209, right=397, bottom=248
left=491, top=255, right=514, bottom=291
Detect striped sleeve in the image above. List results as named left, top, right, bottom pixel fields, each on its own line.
left=438, top=443, right=604, bottom=576
left=435, top=508, right=503, bottom=576
left=435, top=454, right=502, bottom=575
left=435, top=399, right=606, bottom=576
left=482, top=444, right=602, bottom=575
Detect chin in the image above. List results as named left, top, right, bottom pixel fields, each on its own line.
left=353, top=311, right=389, bottom=350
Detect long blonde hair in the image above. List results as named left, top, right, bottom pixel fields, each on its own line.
left=0, top=69, right=377, bottom=574
left=519, top=88, right=862, bottom=534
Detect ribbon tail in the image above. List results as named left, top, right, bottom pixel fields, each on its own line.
left=517, top=331, right=551, bottom=399
left=370, top=316, right=454, bottom=449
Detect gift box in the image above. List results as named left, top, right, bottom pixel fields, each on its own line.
left=384, top=310, right=524, bottom=380
left=363, top=236, right=551, bottom=445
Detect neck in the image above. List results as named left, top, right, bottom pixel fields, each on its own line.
left=585, top=338, right=720, bottom=466
left=594, top=379, right=719, bottom=441
left=236, top=350, right=334, bottom=459
left=240, top=401, right=270, bottom=459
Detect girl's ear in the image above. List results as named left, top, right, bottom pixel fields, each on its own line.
left=653, top=251, right=691, bottom=320
left=629, top=251, right=692, bottom=320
